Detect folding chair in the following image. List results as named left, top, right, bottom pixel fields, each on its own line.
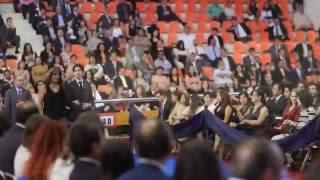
left=234, top=42, right=246, bottom=54
left=222, top=32, right=234, bottom=43
left=260, top=41, right=271, bottom=52
left=169, top=22, right=182, bottom=33
left=167, top=33, right=178, bottom=46
left=198, top=22, right=210, bottom=33
left=202, top=67, right=214, bottom=81
left=308, top=31, right=318, bottom=44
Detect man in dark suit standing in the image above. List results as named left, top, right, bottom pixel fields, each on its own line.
left=265, top=18, right=288, bottom=41
left=66, top=64, right=93, bottom=122
left=69, top=112, right=104, bottom=180
left=228, top=17, right=252, bottom=42
left=266, top=38, right=289, bottom=64
left=117, top=0, right=132, bottom=22
left=293, top=37, right=313, bottom=61
left=103, top=29, right=119, bottom=52
left=0, top=101, right=39, bottom=174
left=156, top=0, right=186, bottom=25
left=4, top=75, right=32, bottom=124
left=113, top=67, right=133, bottom=92
left=102, top=51, right=123, bottom=80
left=52, top=6, right=68, bottom=30
left=61, top=0, right=73, bottom=18
left=119, top=120, right=172, bottom=180
left=70, top=5, right=83, bottom=32
left=243, top=48, right=261, bottom=72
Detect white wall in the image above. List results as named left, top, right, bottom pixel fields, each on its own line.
left=305, top=0, right=320, bottom=29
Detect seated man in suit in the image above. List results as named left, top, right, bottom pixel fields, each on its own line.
left=228, top=17, right=252, bottom=42
left=102, top=51, right=123, bottom=80
left=243, top=48, right=261, bottom=73
left=113, top=67, right=133, bottom=92
left=271, top=60, right=291, bottom=83
left=156, top=90, right=172, bottom=121
left=301, top=49, right=318, bottom=75
left=69, top=112, right=104, bottom=180
left=52, top=6, right=68, bottom=30
left=3, top=17, right=20, bottom=54
left=103, top=29, right=119, bottom=52
left=4, top=75, right=32, bottom=124
left=62, top=0, right=73, bottom=18
left=219, top=48, right=236, bottom=72
left=266, top=37, right=289, bottom=64
left=119, top=120, right=173, bottom=180
left=265, top=18, right=288, bottom=41
left=0, top=101, right=39, bottom=174
left=205, top=38, right=221, bottom=65
left=207, top=28, right=224, bottom=48
left=156, top=0, right=186, bottom=25
left=292, top=36, right=313, bottom=61
left=289, top=61, right=305, bottom=84
left=28, top=0, right=46, bottom=30
left=266, top=83, right=288, bottom=123
left=53, top=28, right=68, bottom=55
left=41, top=18, right=57, bottom=42
left=66, top=64, right=94, bottom=122
left=98, top=6, right=113, bottom=31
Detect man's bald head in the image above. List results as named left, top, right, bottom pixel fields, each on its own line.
left=133, top=120, right=172, bottom=160
left=233, top=138, right=283, bottom=180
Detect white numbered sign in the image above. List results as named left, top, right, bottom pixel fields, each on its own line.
left=99, top=114, right=116, bottom=128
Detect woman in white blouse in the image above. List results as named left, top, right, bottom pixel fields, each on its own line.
left=214, top=59, right=233, bottom=87
left=84, top=56, right=104, bottom=81
left=112, top=19, right=123, bottom=38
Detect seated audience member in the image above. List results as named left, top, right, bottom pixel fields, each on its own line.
left=3, top=17, right=20, bottom=54
left=301, top=49, right=318, bottom=75
left=214, top=60, right=233, bottom=87
left=52, top=6, right=67, bottom=30
left=91, top=83, right=111, bottom=113
left=126, top=38, right=144, bottom=69
left=102, top=29, right=119, bottom=52
left=232, top=138, right=283, bottom=180
left=98, top=6, right=113, bottom=31
left=15, top=61, right=30, bottom=84
left=224, top=0, right=235, bottom=20
left=156, top=90, right=173, bottom=121
left=207, top=1, right=225, bottom=21
left=134, top=28, right=151, bottom=51
left=69, top=119, right=104, bottom=180
left=266, top=83, right=288, bottom=120
left=156, top=0, right=186, bottom=25
left=176, top=95, right=204, bottom=122
left=167, top=93, right=190, bottom=125
left=173, top=41, right=188, bottom=68
left=208, top=28, right=224, bottom=48
left=234, top=64, right=250, bottom=89
left=293, top=37, right=313, bottom=60
left=228, top=17, right=252, bottom=42
left=60, top=43, right=74, bottom=67
left=21, top=43, right=37, bottom=67
left=219, top=48, right=236, bottom=71
left=119, top=120, right=173, bottom=180
left=151, top=67, right=170, bottom=91
left=243, top=6, right=256, bottom=21
left=14, top=114, right=47, bottom=176
left=236, top=92, right=253, bottom=122
left=308, top=83, right=319, bottom=107
left=267, top=38, right=289, bottom=64
left=41, top=19, right=57, bottom=42
left=113, top=67, right=134, bottom=92
left=102, top=51, right=123, bottom=80
left=272, top=90, right=301, bottom=139
left=178, top=26, right=196, bottom=55
left=31, top=57, right=49, bottom=84
left=201, top=80, right=213, bottom=94
left=175, top=140, right=222, bottom=180
left=53, top=29, right=69, bottom=55
left=293, top=4, right=313, bottom=31
left=272, top=60, right=291, bottom=83
left=87, top=30, right=103, bottom=54
left=23, top=120, right=72, bottom=180
left=84, top=56, right=104, bottom=81
left=243, top=48, right=261, bottom=72
left=40, top=41, right=55, bottom=65
left=154, top=50, right=172, bottom=75
left=205, top=38, right=221, bottom=63
left=117, top=0, right=132, bottom=22
left=265, top=18, right=289, bottom=41
left=101, top=139, right=134, bottom=180
left=231, top=89, right=269, bottom=135
left=185, top=66, right=201, bottom=93
left=260, top=1, right=274, bottom=21
left=0, top=101, right=39, bottom=174
left=134, top=70, right=150, bottom=91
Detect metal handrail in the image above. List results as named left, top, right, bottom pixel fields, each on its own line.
left=94, top=97, right=159, bottom=103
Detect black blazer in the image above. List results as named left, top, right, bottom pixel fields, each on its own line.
left=102, top=60, right=123, bottom=80
left=113, top=76, right=133, bottom=90
left=159, top=100, right=172, bottom=121
left=53, top=37, right=68, bottom=55
left=103, top=36, right=119, bottom=52
left=97, top=15, right=113, bottom=30
left=61, top=3, right=73, bottom=18
left=117, top=2, right=132, bottom=21
left=119, top=163, right=170, bottom=180
left=268, top=44, right=289, bottom=64
left=271, top=68, right=290, bottom=83
left=266, top=95, right=288, bottom=117
left=243, top=55, right=261, bottom=72
left=289, top=68, right=305, bottom=84
left=0, top=125, right=24, bottom=174
left=207, top=34, right=224, bottom=47
left=28, top=2, right=46, bottom=20
left=265, top=23, right=288, bottom=41
left=156, top=4, right=174, bottom=21
left=66, top=80, right=93, bottom=121
left=52, top=14, right=67, bottom=29
left=228, top=23, right=252, bottom=40
left=69, top=159, right=101, bottom=180
left=301, top=57, right=318, bottom=75
left=70, top=12, right=83, bottom=31
left=293, top=43, right=313, bottom=60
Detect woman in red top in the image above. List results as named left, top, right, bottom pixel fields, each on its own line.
left=275, top=90, right=301, bottom=132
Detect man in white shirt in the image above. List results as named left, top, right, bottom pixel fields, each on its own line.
left=228, top=17, right=252, bottom=42
left=205, top=38, right=221, bottom=64
left=178, top=26, right=196, bottom=54
left=293, top=4, right=313, bottom=31
left=154, top=50, right=172, bottom=75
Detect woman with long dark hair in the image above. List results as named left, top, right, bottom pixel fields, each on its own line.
left=94, top=43, right=108, bottom=65
left=24, top=120, right=71, bottom=180
left=40, top=41, right=55, bottom=65
left=43, top=68, right=68, bottom=120
left=236, top=92, right=253, bottom=121
left=22, top=43, right=37, bottom=69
